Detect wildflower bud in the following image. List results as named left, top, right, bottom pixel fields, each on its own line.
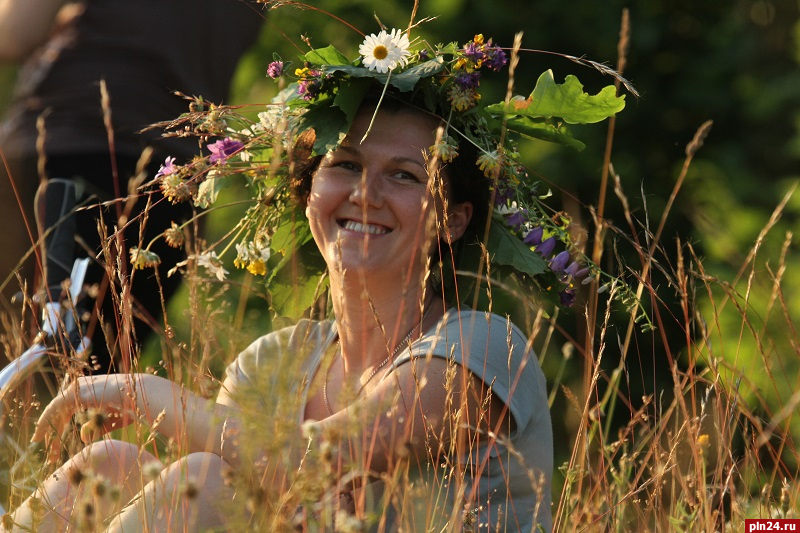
left=92, top=478, right=107, bottom=498
left=182, top=479, right=199, bottom=499
left=564, top=261, right=581, bottom=278
left=549, top=251, right=570, bottom=273
left=761, top=484, right=771, bottom=507
left=68, top=467, right=85, bottom=486
left=523, top=226, right=543, bottom=246
left=535, top=237, right=556, bottom=259
left=781, top=479, right=791, bottom=516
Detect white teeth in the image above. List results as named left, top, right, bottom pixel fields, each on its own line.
left=343, top=220, right=388, bottom=235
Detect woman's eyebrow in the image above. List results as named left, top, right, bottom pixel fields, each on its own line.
left=335, top=145, right=428, bottom=170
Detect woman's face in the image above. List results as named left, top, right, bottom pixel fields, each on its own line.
left=306, top=108, right=471, bottom=279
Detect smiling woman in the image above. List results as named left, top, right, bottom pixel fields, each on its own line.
left=4, top=19, right=628, bottom=532
left=220, top=94, right=554, bottom=531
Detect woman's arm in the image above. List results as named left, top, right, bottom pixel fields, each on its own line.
left=309, top=357, right=512, bottom=484
left=31, top=373, right=241, bottom=464
left=0, top=0, right=68, bottom=62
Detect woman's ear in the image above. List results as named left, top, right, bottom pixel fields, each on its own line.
left=446, top=202, right=473, bottom=242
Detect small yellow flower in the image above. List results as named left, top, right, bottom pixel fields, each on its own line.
left=697, top=434, right=710, bottom=448
left=246, top=259, right=267, bottom=276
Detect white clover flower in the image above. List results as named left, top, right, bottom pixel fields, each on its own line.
left=359, top=28, right=411, bottom=73
left=493, top=200, right=520, bottom=216
left=258, top=107, right=284, bottom=132
left=196, top=251, right=228, bottom=281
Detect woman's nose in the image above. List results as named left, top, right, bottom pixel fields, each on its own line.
left=348, top=171, right=384, bottom=208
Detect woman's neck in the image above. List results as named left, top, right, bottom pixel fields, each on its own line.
left=328, top=270, right=435, bottom=373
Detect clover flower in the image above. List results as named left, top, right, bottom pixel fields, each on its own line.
left=476, top=149, right=503, bottom=178
left=164, top=221, right=185, bottom=248
left=462, top=40, right=484, bottom=65
left=257, top=108, right=284, bottom=133
left=208, top=138, right=244, bottom=165
left=447, top=85, right=480, bottom=112
left=430, top=135, right=459, bottom=163
left=483, top=41, right=508, bottom=71
left=196, top=251, right=228, bottom=281
left=155, top=156, right=177, bottom=179
left=130, top=247, right=161, bottom=270
left=296, top=68, right=324, bottom=101
left=266, top=60, right=284, bottom=79
left=159, top=173, right=195, bottom=204
left=358, top=28, right=411, bottom=73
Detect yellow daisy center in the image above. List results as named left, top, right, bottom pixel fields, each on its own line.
left=373, top=45, right=389, bottom=60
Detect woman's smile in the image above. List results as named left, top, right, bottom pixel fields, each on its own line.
left=338, top=219, right=391, bottom=235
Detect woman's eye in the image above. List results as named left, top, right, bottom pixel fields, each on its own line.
left=393, top=171, right=423, bottom=183
left=336, top=161, right=361, bottom=172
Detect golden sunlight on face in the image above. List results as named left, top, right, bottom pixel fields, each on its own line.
left=305, top=108, right=452, bottom=280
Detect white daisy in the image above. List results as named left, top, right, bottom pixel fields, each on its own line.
left=196, top=251, right=229, bottom=281
left=359, top=28, right=411, bottom=73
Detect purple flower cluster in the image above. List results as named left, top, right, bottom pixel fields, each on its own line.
left=454, top=71, right=481, bottom=90
left=460, top=35, right=508, bottom=72
left=267, top=61, right=284, bottom=79
left=208, top=138, right=244, bottom=165
left=297, top=69, right=324, bottom=101
left=511, top=217, right=590, bottom=307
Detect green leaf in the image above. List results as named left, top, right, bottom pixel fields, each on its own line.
left=193, top=172, right=229, bottom=209
left=269, top=267, right=327, bottom=320
left=332, top=78, right=372, bottom=127
left=486, top=220, right=548, bottom=278
left=389, top=58, right=445, bottom=91
left=321, top=58, right=444, bottom=93
left=299, top=103, right=348, bottom=154
left=504, top=117, right=586, bottom=151
left=304, top=46, right=350, bottom=66
left=270, top=212, right=312, bottom=259
left=487, top=70, right=625, bottom=125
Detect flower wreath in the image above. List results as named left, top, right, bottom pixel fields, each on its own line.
left=140, top=21, right=631, bottom=314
